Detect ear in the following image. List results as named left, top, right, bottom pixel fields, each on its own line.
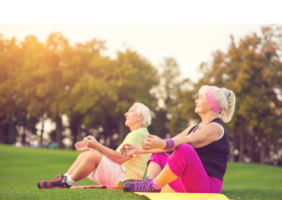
left=138, top=113, right=144, bottom=121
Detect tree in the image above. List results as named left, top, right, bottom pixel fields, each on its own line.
left=110, top=49, right=159, bottom=146
left=191, top=25, right=282, bottom=163
left=156, top=57, right=193, bottom=137
left=0, top=35, right=22, bottom=144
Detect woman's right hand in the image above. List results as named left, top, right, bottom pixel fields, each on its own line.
left=120, top=143, right=138, bottom=157
left=75, top=142, right=91, bottom=152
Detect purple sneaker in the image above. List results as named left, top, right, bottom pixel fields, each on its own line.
left=122, top=177, right=161, bottom=193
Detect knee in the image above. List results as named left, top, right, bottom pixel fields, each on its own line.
left=150, top=153, right=169, bottom=161
left=76, top=151, right=88, bottom=160
left=84, top=149, right=102, bottom=163
left=147, top=152, right=169, bottom=168
left=174, top=144, right=193, bottom=154
left=150, top=153, right=163, bottom=158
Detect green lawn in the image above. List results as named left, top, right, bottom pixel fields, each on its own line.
left=0, top=144, right=282, bottom=200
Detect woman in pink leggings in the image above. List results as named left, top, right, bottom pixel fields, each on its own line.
left=120, top=85, right=236, bottom=193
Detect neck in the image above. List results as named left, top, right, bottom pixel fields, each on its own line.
left=129, top=124, right=145, bottom=132
left=199, top=112, right=218, bottom=125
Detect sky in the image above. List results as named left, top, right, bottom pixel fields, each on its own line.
left=0, top=24, right=266, bottom=137
left=1, top=0, right=279, bottom=83
left=0, top=0, right=279, bottom=137
left=0, top=24, right=265, bottom=82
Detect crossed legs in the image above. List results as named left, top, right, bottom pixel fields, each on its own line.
left=66, top=149, right=103, bottom=182
left=37, top=149, right=104, bottom=189
left=145, top=144, right=223, bottom=193
left=146, top=152, right=184, bottom=192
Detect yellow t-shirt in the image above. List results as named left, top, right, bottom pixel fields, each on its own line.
left=116, top=127, right=151, bottom=180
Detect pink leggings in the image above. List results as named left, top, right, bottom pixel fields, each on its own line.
left=147, top=144, right=223, bottom=193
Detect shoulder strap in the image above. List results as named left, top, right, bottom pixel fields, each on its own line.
left=207, top=121, right=225, bottom=141
left=188, top=123, right=201, bottom=135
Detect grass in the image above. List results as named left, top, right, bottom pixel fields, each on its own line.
left=224, top=162, right=282, bottom=188
left=0, top=189, right=147, bottom=200
left=0, top=144, right=282, bottom=199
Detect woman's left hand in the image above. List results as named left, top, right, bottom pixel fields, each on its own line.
left=83, top=135, right=99, bottom=149
left=141, top=135, right=166, bottom=150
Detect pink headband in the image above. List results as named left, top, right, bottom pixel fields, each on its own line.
left=205, top=91, right=221, bottom=114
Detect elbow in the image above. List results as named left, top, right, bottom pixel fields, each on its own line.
left=187, top=140, right=200, bottom=148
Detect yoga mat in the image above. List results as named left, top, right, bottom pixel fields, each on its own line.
left=70, top=180, right=125, bottom=189
left=71, top=181, right=230, bottom=200
left=135, top=192, right=229, bottom=200
left=71, top=185, right=120, bottom=189
left=136, top=185, right=229, bottom=200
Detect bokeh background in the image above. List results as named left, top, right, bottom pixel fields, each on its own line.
left=0, top=24, right=282, bottom=167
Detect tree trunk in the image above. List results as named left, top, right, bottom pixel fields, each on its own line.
left=250, top=135, right=258, bottom=162
left=40, top=118, right=45, bottom=147
left=12, top=120, right=18, bottom=144
left=260, top=139, right=266, bottom=164
left=238, top=130, right=244, bottom=162
left=76, top=121, right=81, bottom=142
left=118, top=113, right=125, bottom=144
left=55, top=114, right=62, bottom=149
left=229, top=127, right=237, bottom=162
left=250, top=126, right=259, bottom=162
left=0, top=124, right=3, bottom=144
left=72, top=128, right=77, bottom=150
left=12, top=119, right=17, bottom=144
left=71, top=119, right=80, bottom=150
left=21, top=126, right=26, bottom=146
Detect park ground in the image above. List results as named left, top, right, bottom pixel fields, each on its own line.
left=0, top=145, right=282, bottom=200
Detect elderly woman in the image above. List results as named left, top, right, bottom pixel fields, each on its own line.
left=120, top=85, right=236, bottom=193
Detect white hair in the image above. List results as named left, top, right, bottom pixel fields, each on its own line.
left=133, top=102, right=152, bottom=127
left=199, top=85, right=236, bottom=123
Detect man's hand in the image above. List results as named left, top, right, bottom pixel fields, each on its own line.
left=83, top=135, right=99, bottom=149
left=75, top=142, right=91, bottom=152
left=141, top=135, right=166, bottom=150
left=120, top=143, right=138, bottom=157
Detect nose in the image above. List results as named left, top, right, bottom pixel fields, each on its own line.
left=125, top=112, right=128, bottom=117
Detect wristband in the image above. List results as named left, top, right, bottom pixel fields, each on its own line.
left=163, top=139, right=174, bottom=150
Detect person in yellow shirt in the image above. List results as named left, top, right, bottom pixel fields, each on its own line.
left=37, top=102, right=151, bottom=189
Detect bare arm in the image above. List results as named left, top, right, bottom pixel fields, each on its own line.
left=121, top=124, right=196, bottom=156
left=83, top=136, right=132, bottom=164
left=120, top=143, right=172, bottom=157
left=96, top=143, right=133, bottom=164
left=141, top=123, right=222, bottom=150
left=172, top=123, right=222, bottom=148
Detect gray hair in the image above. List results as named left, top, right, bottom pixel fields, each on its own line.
left=133, top=102, right=152, bottom=127
left=199, top=85, right=236, bottom=123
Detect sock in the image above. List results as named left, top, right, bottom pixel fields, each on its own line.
left=66, top=175, right=76, bottom=186
left=64, top=173, right=69, bottom=176
left=153, top=178, right=163, bottom=189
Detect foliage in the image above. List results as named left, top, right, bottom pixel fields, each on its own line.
left=1, top=26, right=282, bottom=165
left=0, top=33, right=159, bottom=149
left=170, top=25, right=282, bottom=164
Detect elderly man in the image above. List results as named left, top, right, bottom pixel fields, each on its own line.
left=38, top=102, right=152, bottom=189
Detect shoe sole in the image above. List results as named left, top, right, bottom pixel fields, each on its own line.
left=122, top=179, right=139, bottom=188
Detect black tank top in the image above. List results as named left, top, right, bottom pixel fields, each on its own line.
left=187, top=118, right=230, bottom=181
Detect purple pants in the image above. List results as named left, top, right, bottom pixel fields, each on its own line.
left=147, top=144, right=223, bottom=193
